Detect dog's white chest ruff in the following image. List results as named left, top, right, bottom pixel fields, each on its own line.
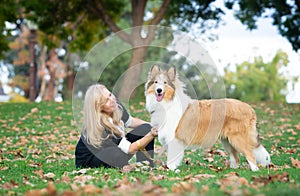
left=146, top=94, right=184, bottom=145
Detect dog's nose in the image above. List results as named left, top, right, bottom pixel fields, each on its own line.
left=156, top=88, right=162, bottom=94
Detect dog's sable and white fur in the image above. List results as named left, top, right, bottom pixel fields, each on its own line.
left=145, top=65, right=271, bottom=171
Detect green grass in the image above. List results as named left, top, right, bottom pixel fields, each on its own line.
left=0, top=101, right=299, bottom=195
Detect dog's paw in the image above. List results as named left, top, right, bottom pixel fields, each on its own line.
left=230, top=162, right=239, bottom=169
left=250, top=165, right=259, bottom=171
left=167, top=164, right=178, bottom=171
left=248, top=161, right=259, bottom=171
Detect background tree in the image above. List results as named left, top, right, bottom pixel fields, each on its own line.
left=225, top=0, right=300, bottom=51
left=0, top=0, right=299, bottom=100
left=2, top=0, right=225, bottom=99
left=224, top=50, right=296, bottom=102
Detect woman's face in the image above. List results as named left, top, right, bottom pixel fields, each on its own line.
left=101, top=87, right=117, bottom=114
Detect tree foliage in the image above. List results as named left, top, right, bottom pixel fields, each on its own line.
left=225, top=0, right=300, bottom=51
left=0, top=0, right=299, bottom=56
left=224, top=50, right=292, bottom=102
left=0, top=0, right=299, bottom=100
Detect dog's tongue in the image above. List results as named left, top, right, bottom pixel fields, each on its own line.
left=156, top=94, right=163, bottom=102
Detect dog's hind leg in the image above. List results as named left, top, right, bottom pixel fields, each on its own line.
left=228, top=136, right=259, bottom=171
left=166, top=139, right=185, bottom=171
left=253, top=144, right=271, bottom=167
left=221, top=138, right=240, bottom=169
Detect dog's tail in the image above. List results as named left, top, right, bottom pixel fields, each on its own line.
left=253, top=141, right=271, bottom=167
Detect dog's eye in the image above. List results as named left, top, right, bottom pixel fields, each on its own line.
left=164, top=81, right=167, bottom=84
left=154, top=81, right=158, bottom=83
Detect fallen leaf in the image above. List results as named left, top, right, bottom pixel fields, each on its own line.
left=81, top=184, right=101, bottom=194
left=204, top=157, right=214, bottom=162
left=291, top=157, right=300, bottom=168
left=172, top=181, right=196, bottom=193
left=31, top=108, right=38, bottom=113
left=44, top=172, right=56, bottom=180
left=194, top=174, right=216, bottom=179
left=252, top=172, right=290, bottom=186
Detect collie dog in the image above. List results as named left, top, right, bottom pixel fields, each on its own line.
left=145, top=65, right=271, bottom=171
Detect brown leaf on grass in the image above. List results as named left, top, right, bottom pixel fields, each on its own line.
left=202, top=185, right=209, bottom=193
left=81, top=184, right=101, bottom=194
left=0, top=166, right=8, bottom=171
left=31, top=107, right=38, bottom=113
left=43, top=115, right=51, bottom=120
left=183, top=174, right=193, bottom=181
left=34, top=170, right=43, bottom=178
left=217, top=174, right=249, bottom=196
left=184, top=157, right=193, bottom=165
left=223, top=171, right=239, bottom=177
left=208, top=149, right=227, bottom=157
left=25, top=182, right=56, bottom=196
left=22, top=174, right=34, bottom=186
left=73, top=175, right=94, bottom=185
left=168, top=177, right=181, bottom=181
left=2, top=180, right=18, bottom=190
left=55, top=116, right=63, bottom=121
left=114, top=176, right=130, bottom=191
left=71, top=120, right=77, bottom=126
left=204, top=157, right=214, bottom=163
left=171, top=181, right=197, bottom=193
left=44, top=172, right=56, bottom=180
left=61, top=172, right=71, bottom=183
left=252, top=172, right=289, bottom=186
left=194, top=174, right=216, bottom=179
left=151, top=174, right=167, bottom=181
left=113, top=176, right=165, bottom=195
left=291, top=157, right=300, bottom=168
left=120, top=163, right=136, bottom=173
left=142, top=181, right=162, bottom=194
left=208, top=165, right=223, bottom=172
left=56, top=106, right=65, bottom=110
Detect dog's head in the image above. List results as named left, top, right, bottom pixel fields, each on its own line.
left=145, top=65, right=176, bottom=102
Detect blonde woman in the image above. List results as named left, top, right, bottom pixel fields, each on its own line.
left=75, top=84, right=157, bottom=168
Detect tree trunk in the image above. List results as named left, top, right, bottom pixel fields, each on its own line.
left=85, top=0, right=172, bottom=100
left=117, top=46, right=148, bottom=101
left=45, top=67, right=55, bottom=101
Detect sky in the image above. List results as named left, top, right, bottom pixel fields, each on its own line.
left=202, top=3, right=300, bottom=103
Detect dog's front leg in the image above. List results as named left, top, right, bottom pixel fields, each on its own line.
left=167, top=139, right=185, bottom=170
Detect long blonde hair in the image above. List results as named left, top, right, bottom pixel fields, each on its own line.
left=82, top=84, right=123, bottom=148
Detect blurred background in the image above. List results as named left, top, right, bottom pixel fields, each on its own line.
left=0, top=0, right=299, bottom=103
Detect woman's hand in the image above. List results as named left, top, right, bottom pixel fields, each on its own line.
left=150, top=126, right=158, bottom=137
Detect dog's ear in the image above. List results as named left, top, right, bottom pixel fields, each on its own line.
left=149, top=64, right=160, bottom=80
left=167, top=66, right=176, bottom=81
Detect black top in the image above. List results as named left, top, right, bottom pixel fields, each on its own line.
left=75, top=102, right=130, bottom=168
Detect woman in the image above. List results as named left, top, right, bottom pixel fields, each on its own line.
left=75, top=84, right=157, bottom=168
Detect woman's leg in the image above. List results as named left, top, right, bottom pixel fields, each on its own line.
left=90, top=147, right=133, bottom=168
left=126, top=124, right=154, bottom=166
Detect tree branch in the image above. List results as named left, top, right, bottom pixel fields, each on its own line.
left=296, top=0, right=300, bottom=11
left=151, top=0, right=171, bottom=25
left=132, top=0, right=147, bottom=27
left=85, top=1, right=132, bottom=44
left=144, top=0, right=171, bottom=44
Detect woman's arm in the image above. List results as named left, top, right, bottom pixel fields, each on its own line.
left=127, top=127, right=158, bottom=154
left=128, top=117, right=149, bottom=128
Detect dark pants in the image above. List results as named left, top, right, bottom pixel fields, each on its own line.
left=88, top=124, right=154, bottom=168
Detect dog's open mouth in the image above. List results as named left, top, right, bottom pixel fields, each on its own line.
left=156, top=93, right=164, bottom=102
